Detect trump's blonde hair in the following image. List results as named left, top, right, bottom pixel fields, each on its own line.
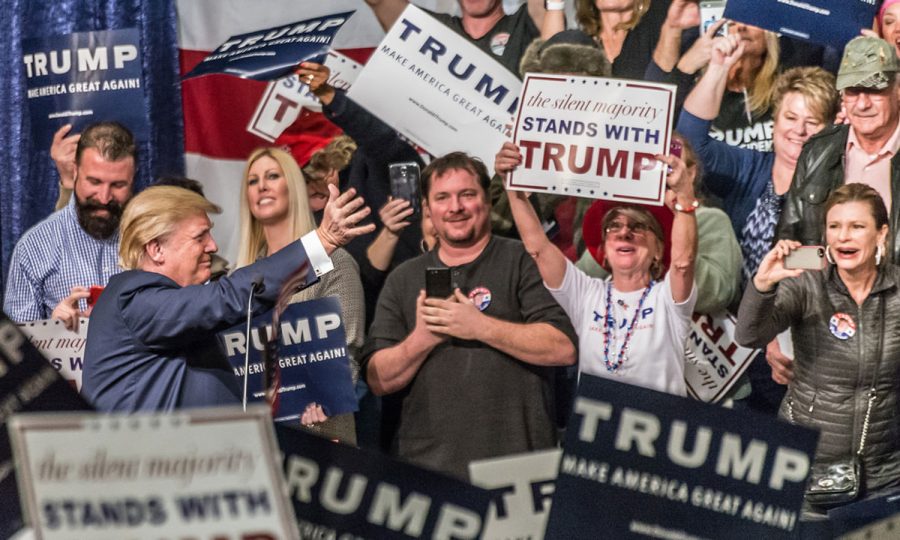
left=119, top=186, right=221, bottom=270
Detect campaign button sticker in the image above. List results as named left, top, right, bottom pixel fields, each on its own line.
left=468, top=286, right=492, bottom=311
left=829, top=312, right=856, bottom=340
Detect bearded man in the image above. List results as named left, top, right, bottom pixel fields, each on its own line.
left=4, top=122, right=136, bottom=329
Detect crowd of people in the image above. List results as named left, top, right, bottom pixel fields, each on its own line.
left=4, top=0, right=900, bottom=529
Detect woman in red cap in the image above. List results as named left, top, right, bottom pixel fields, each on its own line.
left=497, top=142, right=698, bottom=395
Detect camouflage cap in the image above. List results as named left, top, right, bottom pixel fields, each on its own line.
left=837, top=36, right=900, bottom=91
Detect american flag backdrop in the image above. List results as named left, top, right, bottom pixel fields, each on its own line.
left=175, top=0, right=455, bottom=263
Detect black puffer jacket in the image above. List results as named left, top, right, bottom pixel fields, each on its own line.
left=736, top=266, right=900, bottom=503
left=776, top=124, right=900, bottom=263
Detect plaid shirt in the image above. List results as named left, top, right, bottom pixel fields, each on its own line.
left=3, top=199, right=120, bottom=322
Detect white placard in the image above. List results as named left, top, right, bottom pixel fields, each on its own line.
left=684, top=311, right=758, bottom=403
left=8, top=407, right=298, bottom=539
left=509, top=74, right=676, bottom=205
left=469, top=449, right=561, bottom=540
left=247, top=50, right=363, bottom=142
left=16, top=319, right=88, bottom=393
left=348, top=4, right=520, bottom=167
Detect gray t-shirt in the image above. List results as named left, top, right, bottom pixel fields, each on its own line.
left=427, top=3, right=538, bottom=77
left=361, top=236, right=577, bottom=479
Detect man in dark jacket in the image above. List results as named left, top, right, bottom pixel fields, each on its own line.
left=82, top=185, right=372, bottom=412
left=778, top=36, right=900, bottom=261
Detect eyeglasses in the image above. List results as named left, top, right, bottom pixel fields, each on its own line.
left=843, top=86, right=894, bottom=101
left=605, top=220, right=650, bottom=235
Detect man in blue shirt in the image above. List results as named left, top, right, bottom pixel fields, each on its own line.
left=3, top=122, right=136, bottom=329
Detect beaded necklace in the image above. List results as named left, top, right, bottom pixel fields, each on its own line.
left=603, top=279, right=655, bottom=372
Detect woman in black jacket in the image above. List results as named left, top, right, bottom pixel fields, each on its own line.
left=737, top=183, right=900, bottom=518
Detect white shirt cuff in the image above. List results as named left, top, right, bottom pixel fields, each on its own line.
left=300, top=231, right=334, bottom=277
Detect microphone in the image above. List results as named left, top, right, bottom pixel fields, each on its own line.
left=250, top=274, right=265, bottom=295
left=242, top=275, right=265, bottom=411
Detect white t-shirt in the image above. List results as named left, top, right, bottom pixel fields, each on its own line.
left=548, top=260, right=696, bottom=396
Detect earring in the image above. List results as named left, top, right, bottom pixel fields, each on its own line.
left=876, top=244, right=884, bottom=266
left=825, top=245, right=835, bottom=265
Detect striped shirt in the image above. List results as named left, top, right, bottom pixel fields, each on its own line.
left=3, top=199, right=120, bottom=322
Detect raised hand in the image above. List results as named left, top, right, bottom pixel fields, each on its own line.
left=664, top=0, right=701, bottom=30
left=657, top=152, right=695, bottom=211
left=494, top=141, right=523, bottom=180
left=753, top=240, right=806, bottom=292
left=316, top=185, right=376, bottom=253
left=379, top=197, right=414, bottom=236
left=295, top=61, right=335, bottom=105
left=678, top=18, right=728, bottom=74
left=710, top=33, right=745, bottom=69
left=51, top=124, right=80, bottom=190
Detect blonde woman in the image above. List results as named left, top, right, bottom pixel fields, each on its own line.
left=237, top=147, right=365, bottom=445
left=650, top=13, right=781, bottom=150
left=709, top=23, right=781, bottom=151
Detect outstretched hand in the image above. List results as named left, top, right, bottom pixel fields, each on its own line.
left=316, top=185, right=375, bottom=254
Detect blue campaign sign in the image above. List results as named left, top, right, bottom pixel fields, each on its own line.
left=275, top=424, right=492, bottom=539
left=546, top=375, right=819, bottom=539
left=220, top=296, right=357, bottom=422
left=183, top=12, right=354, bottom=81
left=829, top=492, right=900, bottom=537
left=724, top=0, right=877, bottom=50
left=0, top=313, right=92, bottom=539
left=21, top=28, right=149, bottom=150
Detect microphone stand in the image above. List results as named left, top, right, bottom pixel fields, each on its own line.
left=242, top=277, right=264, bottom=411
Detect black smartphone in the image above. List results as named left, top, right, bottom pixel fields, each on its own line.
left=389, top=161, right=421, bottom=215
left=425, top=267, right=452, bottom=298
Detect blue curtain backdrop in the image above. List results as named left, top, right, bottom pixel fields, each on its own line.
left=0, top=0, right=185, bottom=307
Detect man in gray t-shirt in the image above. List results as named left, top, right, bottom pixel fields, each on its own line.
left=361, top=152, right=576, bottom=479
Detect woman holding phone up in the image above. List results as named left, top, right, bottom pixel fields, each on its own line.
left=736, top=184, right=900, bottom=515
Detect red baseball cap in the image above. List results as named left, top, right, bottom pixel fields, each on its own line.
left=582, top=199, right=674, bottom=270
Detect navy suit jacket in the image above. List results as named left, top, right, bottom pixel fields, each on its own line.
left=82, top=239, right=318, bottom=412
